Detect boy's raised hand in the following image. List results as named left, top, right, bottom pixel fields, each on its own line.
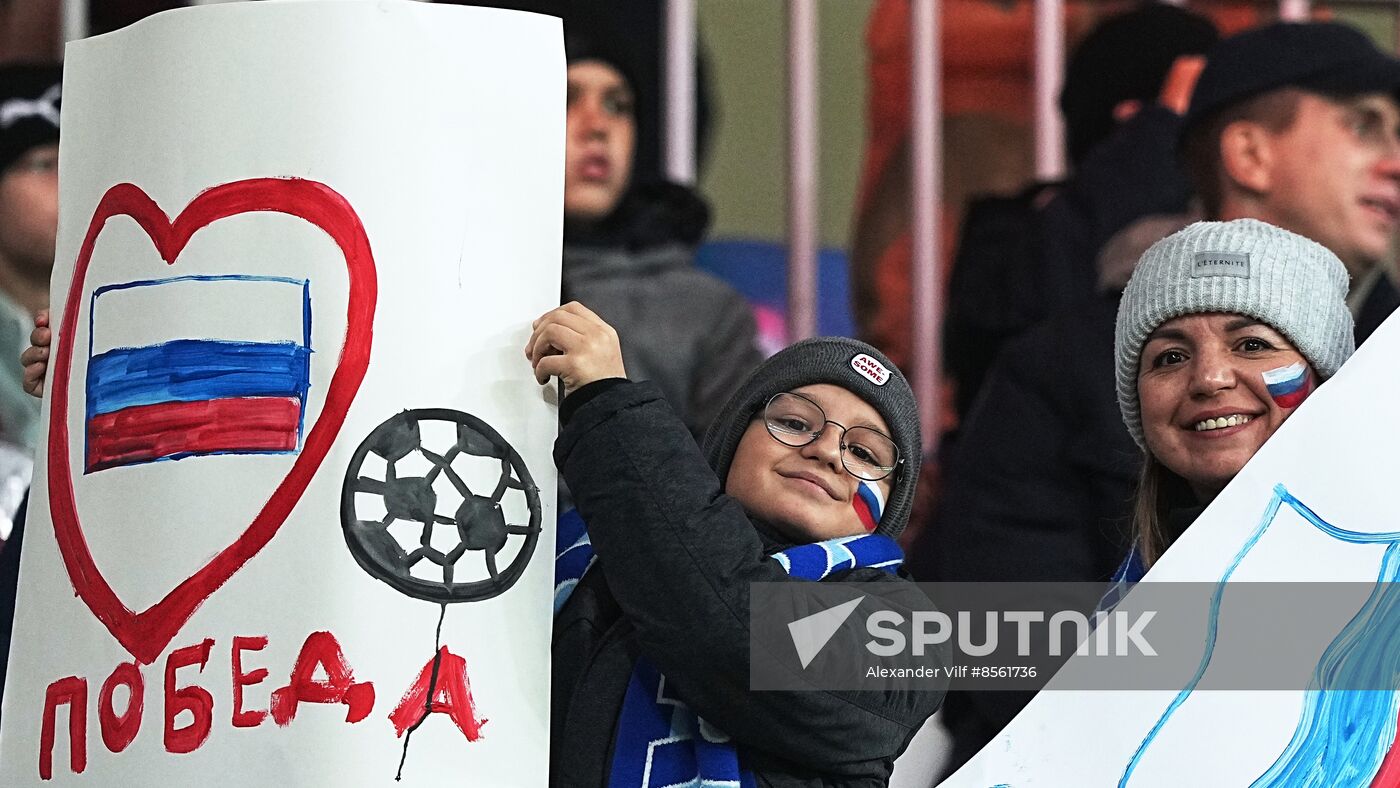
left=525, top=302, right=627, bottom=397
left=21, top=308, right=50, bottom=399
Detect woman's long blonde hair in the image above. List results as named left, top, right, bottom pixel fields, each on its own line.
left=1129, top=452, right=1199, bottom=568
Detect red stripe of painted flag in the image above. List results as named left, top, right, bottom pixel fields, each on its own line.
left=86, top=397, right=301, bottom=472
left=1270, top=388, right=1311, bottom=409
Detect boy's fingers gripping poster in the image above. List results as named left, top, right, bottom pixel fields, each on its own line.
left=0, top=3, right=562, bottom=786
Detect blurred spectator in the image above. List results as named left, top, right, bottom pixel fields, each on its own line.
left=560, top=0, right=714, bottom=185
left=0, top=490, right=21, bottom=700
left=448, top=1, right=714, bottom=185
left=853, top=2, right=1216, bottom=552
left=1179, top=20, right=1400, bottom=342
left=0, top=63, right=58, bottom=701
left=851, top=0, right=1063, bottom=375
left=0, top=63, right=57, bottom=454
left=908, top=4, right=1218, bottom=775
left=0, top=0, right=183, bottom=63
left=848, top=0, right=1266, bottom=370
left=850, top=0, right=1287, bottom=381
left=562, top=31, right=760, bottom=440
left=943, top=1, right=1218, bottom=429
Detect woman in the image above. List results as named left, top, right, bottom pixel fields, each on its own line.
left=530, top=301, right=943, bottom=787
left=562, top=33, right=761, bottom=440
left=1111, top=218, right=1354, bottom=581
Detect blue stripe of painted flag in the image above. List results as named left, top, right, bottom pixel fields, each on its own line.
left=1266, top=376, right=1308, bottom=396
left=1262, top=364, right=1308, bottom=395
left=86, top=339, right=310, bottom=417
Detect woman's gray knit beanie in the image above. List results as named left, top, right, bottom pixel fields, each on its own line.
left=702, top=337, right=921, bottom=540
left=1115, top=219, right=1354, bottom=449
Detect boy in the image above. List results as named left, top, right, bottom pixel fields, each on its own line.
left=530, top=302, right=943, bottom=787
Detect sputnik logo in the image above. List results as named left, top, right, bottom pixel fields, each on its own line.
left=787, top=596, right=864, bottom=669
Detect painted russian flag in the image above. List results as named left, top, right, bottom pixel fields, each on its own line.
left=84, top=275, right=312, bottom=473
left=1262, top=362, right=1311, bottom=410
left=854, top=480, right=884, bottom=532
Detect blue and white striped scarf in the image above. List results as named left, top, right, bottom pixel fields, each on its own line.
left=553, top=509, right=903, bottom=788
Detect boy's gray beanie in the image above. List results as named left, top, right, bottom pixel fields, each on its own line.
left=702, top=337, right=921, bottom=540
left=1115, top=219, right=1354, bottom=449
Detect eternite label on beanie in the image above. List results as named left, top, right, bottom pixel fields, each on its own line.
left=1192, top=251, right=1250, bottom=278
left=851, top=353, right=890, bottom=385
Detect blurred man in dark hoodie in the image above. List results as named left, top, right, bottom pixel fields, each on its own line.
left=561, top=29, right=761, bottom=439
left=909, top=3, right=1218, bottom=775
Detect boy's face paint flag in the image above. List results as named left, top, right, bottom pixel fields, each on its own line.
left=854, top=479, right=884, bottom=532
left=0, top=3, right=563, bottom=786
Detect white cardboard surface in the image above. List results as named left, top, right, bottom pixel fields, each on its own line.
left=0, top=2, right=562, bottom=785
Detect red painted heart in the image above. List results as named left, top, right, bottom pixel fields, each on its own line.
left=49, top=178, right=377, bottom=665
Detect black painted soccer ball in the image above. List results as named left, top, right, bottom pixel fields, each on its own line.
left=340, top=408, right=541, bottom=603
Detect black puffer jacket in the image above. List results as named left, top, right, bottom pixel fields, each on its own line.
left=551, top=381, right=944, bottom=787
left=563, top=182, right=763, bottom=440
left=912, top=295, right=1139, bottom=774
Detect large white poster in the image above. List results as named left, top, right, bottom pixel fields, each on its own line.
left=0, top=2, right=562, bottom=785
left=941, top=313, right=1400, bottom=786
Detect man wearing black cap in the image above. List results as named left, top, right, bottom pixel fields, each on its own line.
left=0, top=63, right=59, bottom=453
left=1180, top=21, right=1400, bottom=342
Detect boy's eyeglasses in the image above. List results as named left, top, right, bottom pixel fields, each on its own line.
left=762, top=391, right=900, bottom=481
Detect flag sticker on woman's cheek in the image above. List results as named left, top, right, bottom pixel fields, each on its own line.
left=1263, top=362, right=1312, bottom=409
left=853, top=480, right=885, bottom=532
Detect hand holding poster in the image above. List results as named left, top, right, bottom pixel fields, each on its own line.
left=0, top=3, right=563, bottom=785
